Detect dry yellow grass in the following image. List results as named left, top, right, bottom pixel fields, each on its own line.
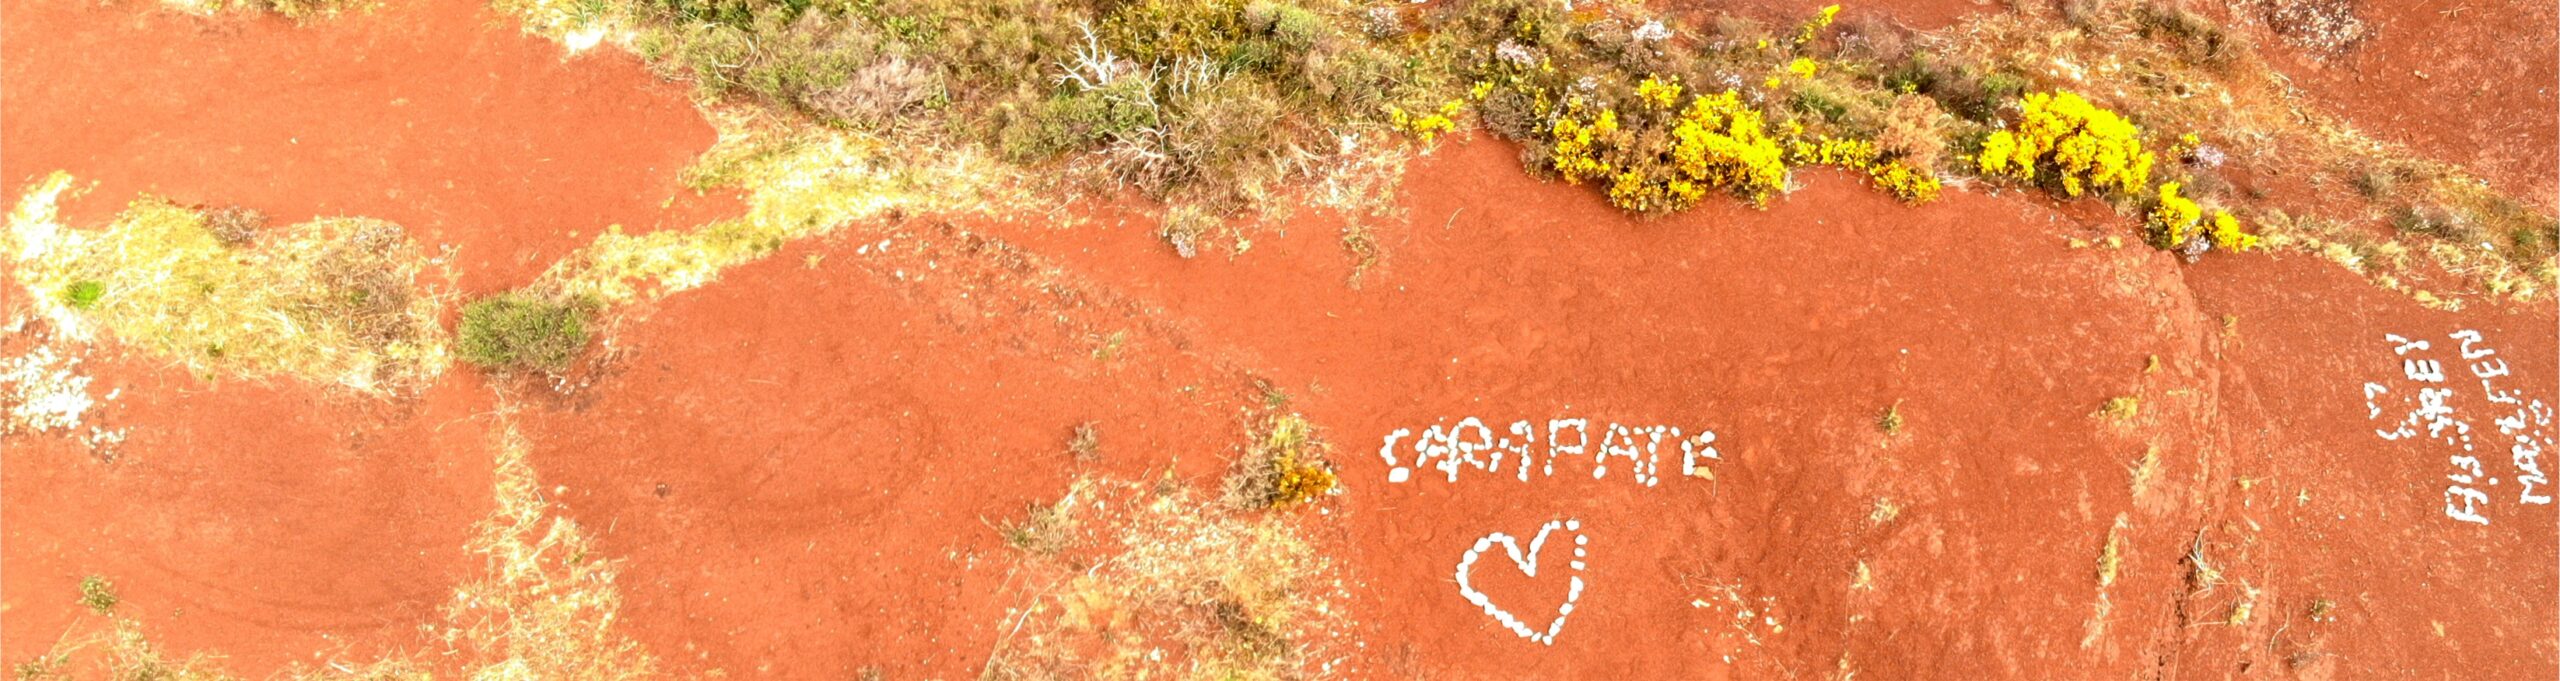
left=4, top=173, right=451, bottom=394
left=537, top=110, right=1025, bottom=307
left=435, top=422, right=655, bottom=681
left=986, top=476, right=1347, bottom=680
left=2095, top=514, right=2127, bottom=587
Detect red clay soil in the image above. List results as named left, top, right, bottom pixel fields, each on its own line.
left=492, top=134, right=2553, bottom=678
left=0, top=305, right=497, bottom=672
left=2231, top=0, right=2560, bottom=210
left=507, top=222, right=1288, bottom=677
left=4, top=1, right=2556, bottom=678
left=2, top=0, right=722, bottom=671
left=0, top=0, right=737, bottom=294
left=976, top=137, right=2555, bottom=678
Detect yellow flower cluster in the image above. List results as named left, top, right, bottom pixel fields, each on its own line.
left=1391, top=99, right=1466, bottom=143
left=1272, top=456, right=1338, bottom=508
left=1667, top=91, right=1789, bottom=207
left=1797, top=4, right=1842, bottom=44
left=1550, top=105, right=1620, bottom=180
left=1787, top=57, right=1820, bottom=80
left=2147, top=182, right=2258, bottom=253
left=1977, top=91, right=2156, bottom=197
left=1549, top=90, right=1787, bottom=213
left=1636, top=76, right=1683, bottom=110
left=2208, top=211, right=2258, bottom=252
left=2149, top=181, right=2204, bottom=247
left=1788, top=136, right=1943, bottom=203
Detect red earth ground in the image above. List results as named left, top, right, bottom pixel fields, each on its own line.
left=3, top=0, right=2555, bottom=679
left=2232, top=0, right=2560, bottom=211
left=0, top=0, right=739, bottom=294
left=2, top=0, right=726, bottom=671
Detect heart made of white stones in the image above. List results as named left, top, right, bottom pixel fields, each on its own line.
left=1455, top=518, right=1586, bottom=645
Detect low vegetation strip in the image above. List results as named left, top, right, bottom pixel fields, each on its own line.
left=533, top=117, right=1021, bottom=306
left=2, top=172, right=451, bottom=394
left=485, top=0, right=2548, bottom=305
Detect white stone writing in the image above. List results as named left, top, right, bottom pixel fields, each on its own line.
left=2364, top=330, right=2554, bottom=525
left=1379, top=418, right=1719, bottom=487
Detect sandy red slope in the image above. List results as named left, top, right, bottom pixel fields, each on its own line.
left=2235, top=0, right=2560, bottom=211
left=2, top=0, right=722, bottom=670
left=0, top=0, right=735, bottom=294
left=2, top=0, right=2554, bottom=679
left=978, top=138, right=2556, bottom=677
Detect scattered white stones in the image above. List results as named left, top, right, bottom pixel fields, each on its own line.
left=2364, top=329, right=2556, bottom=526
left=0, top=342, right=125, bottom=457
left=1380, top=418, right=1719, bottom=487
left=1454, top=518, right=1585, bottom=646
left=2, top=344, right=99, bottom=434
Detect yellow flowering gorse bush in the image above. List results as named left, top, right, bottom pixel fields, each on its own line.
left=1667, top=91, right=1789, bottom=206
left=2147, top=181, right=2258, bottom=252
left=1978, top=91, right=2156, bottom=197
left=1391, top=99, right=1466, bottom=144
left=1635, top=76, right=1682, bottom=110
left=1550, top=89, right=1789, bottom=213
left=1789, top=136, right=1943, bottom=204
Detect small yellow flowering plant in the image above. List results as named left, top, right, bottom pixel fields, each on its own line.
left=1391, top=99, right=1466, bottom=143
left=1797, top=4, right=1841, bottom=45
left=1789, top=136, right=1942, bottom=203
left=1977, top=90, right=2157, bottom=198
left=2147, top=181, right=2259, bottom=255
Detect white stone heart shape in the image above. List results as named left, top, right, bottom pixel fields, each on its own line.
left=1454, top=518, right=1586, bottom=645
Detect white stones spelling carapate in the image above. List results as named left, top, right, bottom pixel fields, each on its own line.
left=1455, top=518, right=1586, bottom=645
left=1382, top=418, right=1718, bottom=487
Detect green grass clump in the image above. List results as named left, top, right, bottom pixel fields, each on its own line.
left=78, top=575, right=116, bottom=613
left=457, top=293, right=592, bottom=373
left=59, top=281, right=103, bottom=310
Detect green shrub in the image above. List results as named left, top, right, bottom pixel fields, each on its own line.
left=78, top=575, right=116, bottom=613
left=59, top=280, right=104, bottom=310
left=1791, top=87, right=1851, bottom=125
left=1270, top=4, right=1326, bottom=51
left=457, top=293, right=592, bottom=372
left=998, top=79, right=1160, bottom=161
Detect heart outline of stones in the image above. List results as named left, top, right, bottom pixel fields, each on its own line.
left=1454, top=518, right=1586, bottom=645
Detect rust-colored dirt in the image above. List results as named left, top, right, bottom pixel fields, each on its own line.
left=2, top=0, right=725, bottom=671
left=982, top=138, right=2557, bottom=677
left=0, top=0, right=737, bottom=294
left=3, top=0, right=2554, bottom=679
left=0, top=315, right=498, bottom=672
left=2235, top=0, right=2560, bottom=211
